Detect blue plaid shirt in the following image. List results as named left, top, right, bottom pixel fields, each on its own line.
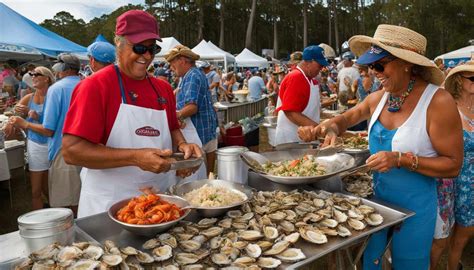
left=177, top=67, right=217, bottom=145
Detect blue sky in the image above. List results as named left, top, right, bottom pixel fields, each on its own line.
left=2, top=0, right=144, bottom=23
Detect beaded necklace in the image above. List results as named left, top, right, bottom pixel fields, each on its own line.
left=387, top=78, right=416, bottom=112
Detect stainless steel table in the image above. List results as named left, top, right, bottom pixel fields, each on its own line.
left=215, top=97, right=267, bottom=123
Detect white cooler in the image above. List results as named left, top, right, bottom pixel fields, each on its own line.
left=4, top=140, right=25, bottom=169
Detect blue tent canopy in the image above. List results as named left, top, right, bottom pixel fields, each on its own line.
left=0, top=2, right=86, bottom=58
left=94, top=34, right=111, bottom=44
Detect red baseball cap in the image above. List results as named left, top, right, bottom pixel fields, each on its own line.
left=115, top=10, right=162, bottom=43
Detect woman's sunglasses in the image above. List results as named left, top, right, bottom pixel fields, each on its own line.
left=29, top=72, right=44, bottom=77
left=461, top=75, right=474, bottom=82
left=131, top=43, right=161, bottom=55
left=368, top=56, right=396, bottom=73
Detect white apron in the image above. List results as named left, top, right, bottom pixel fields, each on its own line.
left=180, top=118, right=207, bottom=181
left=275, top=66, right=321, bottom=145
left=77, top=66, right=176, bottom=218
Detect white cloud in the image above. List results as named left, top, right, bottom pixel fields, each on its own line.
left=2, top=0, right=144, bottom=23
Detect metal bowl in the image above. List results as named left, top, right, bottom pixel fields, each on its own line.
left=169, top=179, right=255, bottom=218
left=108, top=194, right=191, bottom=237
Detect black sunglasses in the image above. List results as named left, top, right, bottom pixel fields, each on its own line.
left=131, top=43, right=161, bottom=55
left=29, top=72, right=44, bottom=77
left=368, top=56, right=396, bottom=73
left=462, top=75, right=474, bottom=82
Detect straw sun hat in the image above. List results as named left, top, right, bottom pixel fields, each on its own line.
left=349, top=24, right=445, bottom=86
left=164, top=45, right=200, bottom=62
left=444, top=61, right=474, bottom=98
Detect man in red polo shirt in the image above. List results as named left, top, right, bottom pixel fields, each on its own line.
left=275, top=45, right=328, bottom=145
left=62, top=10, right=201, bottom=218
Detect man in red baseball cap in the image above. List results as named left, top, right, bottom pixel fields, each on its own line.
left=62, top=10, right=202, bottom=218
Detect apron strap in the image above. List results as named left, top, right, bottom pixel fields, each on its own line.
left=296, top=66, right=312, bottom=86
left=113, top=65, right=127, bottom=104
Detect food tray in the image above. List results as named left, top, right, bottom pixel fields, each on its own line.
left=241, top=149, right=356, bottom=185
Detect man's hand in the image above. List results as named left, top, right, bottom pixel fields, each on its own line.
left=9, top=116, right=28, bottom=129
left=134, top=148, right=172, bottom=173
left=178, top=142, right=203, bottom=159
left=14, top=104, right=29, bottom=117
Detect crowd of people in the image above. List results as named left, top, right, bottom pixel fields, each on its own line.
left=0, top=9, right=472, bottom=270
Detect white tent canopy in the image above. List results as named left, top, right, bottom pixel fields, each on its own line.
left=436, top=45, right=474, bottom=67
left=235, top=48, right=269, bottom=68
left=154, top=37, right=182, bottom=61
left=192, top=40, right=234, bottom=71
left=207, top=41, right=235, bottom=63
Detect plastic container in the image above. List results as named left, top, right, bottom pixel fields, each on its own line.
left=224, top=135, right=245, bottom=146
left=18, top=208, right=74, bottom=253
left=226, top=125, right=243, bottom=136
left=217, top=146, right=249, bottom=184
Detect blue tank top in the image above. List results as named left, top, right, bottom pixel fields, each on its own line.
left=26, top=93, right=48, bottom=144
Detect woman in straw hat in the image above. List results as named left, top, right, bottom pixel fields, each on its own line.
left=298, top=24, right=463, bottom=269
left=443, top=61, right=474, bottom=270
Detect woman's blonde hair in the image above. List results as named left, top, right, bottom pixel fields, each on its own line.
left=34, top=66, right=56, bottom=86
left=444, top=61, right=474, bottom=100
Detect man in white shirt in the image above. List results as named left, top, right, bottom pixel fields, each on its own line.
left=337, top=51, right=360, bottom=106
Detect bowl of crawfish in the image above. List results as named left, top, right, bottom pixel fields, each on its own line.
left=108, top=193, right=191, bottom=237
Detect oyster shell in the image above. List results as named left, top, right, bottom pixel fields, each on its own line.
left=283, top=210, right=297, bottom=221
left=182, top=264, right=204, bottom=270
left=210, top=237, right=224, bottom=249
left=348, top=208, right=364, bottom=220
left=300, top=227, right=328, bottom=244
left=152, top=245, right=173, bottom=262
left=233, top=241, right=249, bottom=250
left=256, top=241, right=273, bottom=251
left=319, top=218, right=338, bottom=228
left=120, top=246, right=138, bottom=256
left=267, top=211, right=286, bottom=221
left=263, top=226, right=279, bottom=240
left=239, top=230, right=264, bottom=241
left=275, top=248, right=306, bottom=262
left=30, top=243, right=59, bottom=261
left=175, top=253, right=200, bottom=265
left=278, top=220, right=296, bottom=233
left=176, top=233, right=195, bottom=242
left=69, top=259, right=100, bottom=270
left=191, top=234, right=207, bottom=244
left=102, top=254, right=123, bottom=266
left=313, top=198, right=326, bottom=208
left=232, top=222, right=249, bottom=230
left=262, top=240, right=290, bottom=256
left=234, top=256, right=256, bottom=266
left=365, top=213, right=384, bottom=226
left=201, top=226, right=224, bottom=238
left=83, top=245, right=104, bottom=260
left=245, top=243, right=262, bottom=258
left=196, top=218, right=218, bottom=228
left=211, top=253, right=232, bottom=265
left=283, top=232, right=300, bottom=244
left=56, top=246, right=82, bottom=264
left=136, top=251, right=154, bottom=264
left=337, top=225, right=352, bottom=237
left=72, top=242, right=90, bottom=250
left=257, top=257, right=281, bottom=269
left=348, top=218, right=366, bottom=231
left=333, top=209, right=348, bottom=223
left=227, top=210, right=243, bottom=218
left=179, top=240, right=202, bottom=252
left=358, top=205, right=375, bottom=215
left=218, top=218, right=232, bottom=228
left=318, top=227, right=338, bottom=236
left=158, top=234, right=178, bottom=248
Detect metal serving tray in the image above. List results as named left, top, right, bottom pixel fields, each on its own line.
left=74, top=189, right=413, bottom=270
left=241, top=148, right=356, bottom=185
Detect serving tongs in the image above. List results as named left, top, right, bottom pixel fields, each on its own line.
left=168, top=152, right=203, bottom=171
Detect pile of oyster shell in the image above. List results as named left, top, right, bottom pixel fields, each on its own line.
left=17, top=190, right=383, bottom=269
left=342, top=172, right=374, bottom=198
left=15, top=240, right=152, bottom=270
